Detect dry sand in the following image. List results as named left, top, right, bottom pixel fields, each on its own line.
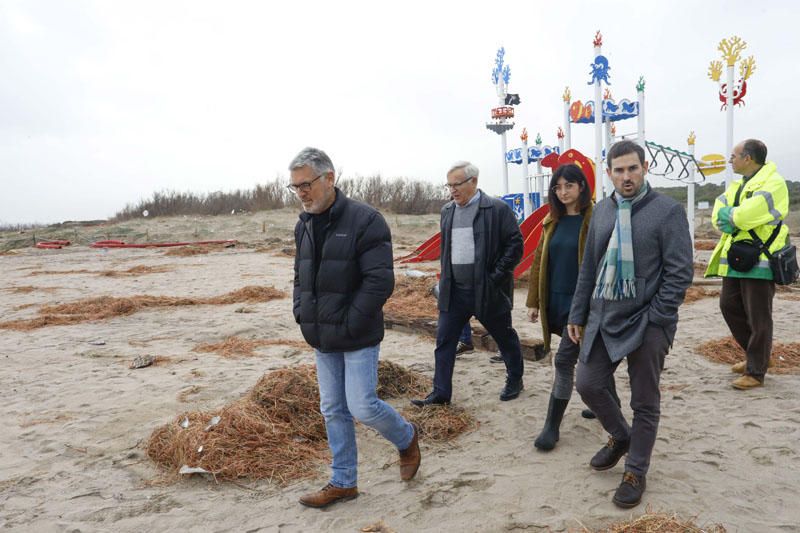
left=1, top=210, right=799, bottom=532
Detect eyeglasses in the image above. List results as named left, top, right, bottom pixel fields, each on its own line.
left=444, top=176, right=474, bottom=190
left=550, top=182, right=579, bottom=194
left=287, top=174, right=324, bottom=193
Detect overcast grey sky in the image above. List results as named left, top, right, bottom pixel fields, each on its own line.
left=1, top=0, right=796, bottom=224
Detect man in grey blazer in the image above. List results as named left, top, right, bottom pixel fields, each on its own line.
left=567, top=140, right=693, bottom=508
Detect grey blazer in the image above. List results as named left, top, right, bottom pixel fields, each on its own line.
left=568, top=189, right=693, bottom=363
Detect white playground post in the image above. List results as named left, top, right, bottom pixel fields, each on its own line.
left=535, top=134, right=544, bottom=206
left=593, top=39, right=604, bottom=198
left=687, top=132, right=697, bottom=252
left=725, top=63, right=734, bottom=190
left=521, top=129, right=532, bottom=219
left=498, top=78, right=510, bottom=195
left=562, top=87, right=572, bottom=151
left=637, top=79, right=645, bottom=149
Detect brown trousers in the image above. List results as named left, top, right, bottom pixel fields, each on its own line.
left=720, top=277, right=775, bottom=379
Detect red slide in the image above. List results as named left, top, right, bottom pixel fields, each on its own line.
left=397, top=232, right=442, bottom=263
left=513, top=204, right=549, bottom=280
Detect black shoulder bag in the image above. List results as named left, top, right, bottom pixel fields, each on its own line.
left=726, top=185, right=798, bottom=284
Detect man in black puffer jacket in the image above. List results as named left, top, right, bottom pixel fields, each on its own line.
left=289, top=147, right=420, bottom=510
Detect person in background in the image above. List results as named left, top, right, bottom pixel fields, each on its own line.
left=705, top=139, right=790, bottom=390
left=412, top=161, right=525, bottom=406
left=526, top=163, right=619, bottom=451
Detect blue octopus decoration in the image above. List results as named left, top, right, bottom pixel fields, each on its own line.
left=587, top=55, right=611, bottom=85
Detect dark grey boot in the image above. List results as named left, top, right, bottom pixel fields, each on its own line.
left=534, top=395, right=569, bottom=451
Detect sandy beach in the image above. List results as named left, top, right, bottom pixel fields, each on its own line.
left=2, top=210, right=799, bottom=532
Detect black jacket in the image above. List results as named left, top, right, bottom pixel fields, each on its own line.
left=438, top=190, right=523, bottom=321
left=293, top=188, right=394, bottom=352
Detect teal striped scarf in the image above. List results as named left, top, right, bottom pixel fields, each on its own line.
left=593, top=183, right=649, bottom=300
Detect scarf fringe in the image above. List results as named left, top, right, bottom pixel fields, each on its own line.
left=593, top=278, right=637, bottom=301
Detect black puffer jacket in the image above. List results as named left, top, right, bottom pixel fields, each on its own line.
left=293, top=188, right=394, bottom=352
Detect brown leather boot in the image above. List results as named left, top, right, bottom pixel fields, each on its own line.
left=399, top=423, right=421, bottom=481
left=298, top=483, right=358, bottom=508
left=731, top=360, right=773, bottom=374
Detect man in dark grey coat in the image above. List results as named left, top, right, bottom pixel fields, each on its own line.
left=568, top=140, right=693, bottom=508
left=412, top=161, right=525, bottom=406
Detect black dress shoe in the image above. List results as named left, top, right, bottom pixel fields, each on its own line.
left=612, top=471, right=646, bottom=508
left=499, top=379, right=523, bottom=401
left=410, top=392, right=450, bottom=407
left=589, top=436, right=630, bottom=471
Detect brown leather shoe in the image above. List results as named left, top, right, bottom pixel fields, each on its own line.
left=399, top=423, right=421, bottom=481
left=732, top=374, right=763, bottom=390
left=731, top=360, right=773, bottom=374
left=298, top=483, right=358, bottom=508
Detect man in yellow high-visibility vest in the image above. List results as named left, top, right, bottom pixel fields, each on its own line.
left=705, top=139, right=790, bottom=390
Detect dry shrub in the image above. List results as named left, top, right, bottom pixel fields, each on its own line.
left=28, top=265, right=172, bottom=277
left=146, top=362, right=450, bottom=483
left=0, top=285, right=286, bottom=331
left=29, top=269, right=93, bottom=276
left=694, top=239, right=718, bottom=251
left=163, top=245, right=226, bottom=257
left=376, top=360, right=430, bottom=399
left=594, top=506, right=726, bottom=532
left=193, top=336, right=308, bottom=358
left=695, top=337, right=800, bottom=374
left=146, top=398, right=328, bottom=483
left=384, top=276, right=438, bottom=321
left=147, top=364, right=327, bottom=483
left=100, top=265, right=173, bottom=277
left=401, top=404, right=477, bottom=443
left=683, top=286, right=720, bottom=304
left=777, top=289, right=800, bottom=301
left=4, top=285, right=36, bottom=294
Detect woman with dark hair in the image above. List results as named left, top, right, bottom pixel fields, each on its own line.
left=526, top=163, right=618, bottom=450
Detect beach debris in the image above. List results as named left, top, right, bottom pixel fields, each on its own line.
left=402, top=404, right=478, bottom=443
left=234, top=307, right=255, bottom=313
left=0, top=285, right=286, bottom=331
left=178, top=465, right=210, bottom=475
left=130, top=355, right=156, bottom=369
left=88, top=339, right=106, bottom=346
left=401, top=269, right=432, bottom=278
left=695, top=337, right=800, bottom=374
left=600, top=506, right=726, bottom=532
left=361, top=521, right=396, bottom=533
left=146, top=362, right=438, bottom=484
left=204, top=416, right=221, bottom=431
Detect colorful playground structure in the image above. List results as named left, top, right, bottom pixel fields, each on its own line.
left=399, top=32, right=755, bottom=277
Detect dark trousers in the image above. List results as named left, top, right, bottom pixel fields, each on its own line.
left=433, top=287, right=524, bottom=400
left=720, top=277, right=775, bottom=379
left=576, top=325, right=669, bottom=477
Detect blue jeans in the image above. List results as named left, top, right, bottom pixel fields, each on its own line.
left=315, top=344, right=414, bottom=488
